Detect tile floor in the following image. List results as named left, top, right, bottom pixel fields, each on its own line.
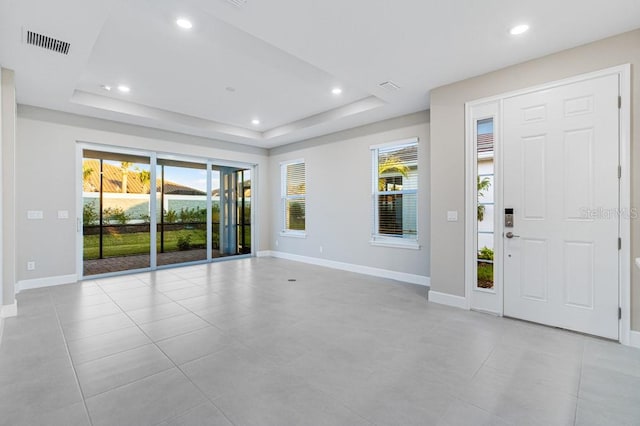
left=1, top=257, right=639, bottom=425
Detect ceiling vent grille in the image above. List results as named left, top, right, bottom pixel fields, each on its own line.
left=25, top=30, right=70, bottom=55
left=224, top=0, right=247, bottom=7
left=378, top=81, right=401, bottom=91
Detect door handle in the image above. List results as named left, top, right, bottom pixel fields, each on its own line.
left=505, top=232, right=520, bottom=239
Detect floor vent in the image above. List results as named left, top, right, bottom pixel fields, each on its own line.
left=24, top=30, right=70, bottom=55
left=378, top=81, right=401, bottom=91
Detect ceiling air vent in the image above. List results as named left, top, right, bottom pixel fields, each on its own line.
left=224, top=0, right=247, bottom=7
left=378, top=81, right=401, bottom=91
left=24, top=30, right=70, bottom=55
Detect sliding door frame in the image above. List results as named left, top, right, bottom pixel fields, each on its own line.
left=76, top=142, right=256, bottom=280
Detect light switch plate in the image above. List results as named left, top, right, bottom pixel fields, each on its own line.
left=447, top=211, right=458, bottom=222
left=27, top=210, right=44, bottom=220
left=57, top=210, right=69, bottom=219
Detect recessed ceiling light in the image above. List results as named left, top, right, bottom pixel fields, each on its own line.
left=176, top=18, right=193, bottom=29
left=332, top=87, right=343, bottom=95
left=100, top=85, right=112, bottom=91
left=510, top=24, right=530, bottom=35
left=251, top=119, right=260, bottom=125
left=117, top=85, right=130, bottom=93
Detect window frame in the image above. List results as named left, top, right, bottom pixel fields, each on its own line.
left=370, top=138, right=420, bottom=249
left=280, top=158, right=307, bottom=238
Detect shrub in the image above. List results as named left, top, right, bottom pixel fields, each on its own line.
left=289, top=202, right=305, bottom=230
left=179, top=207, right=206, bottom=223
left=478, top=246, right=494, bottom=261
left=177, top=234, right=191, bottom=251
left=211, top=204, right=220, bottom=223
left=103, top=206, right=130, bottom=225
left=83, top=201, right=99, bottom=225
left=164, top=209, right=178, bottom=223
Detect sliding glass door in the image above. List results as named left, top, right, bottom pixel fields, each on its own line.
left=215, top=166, right=251, bottom=258
left=82, top=150, right=152, bottom=276
left=157, top=159, right=208, bottom=266
left=81, top=147, right=254, bottom=277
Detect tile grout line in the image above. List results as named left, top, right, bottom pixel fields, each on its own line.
left=49, top=287, right=96, bottom=426
left=99, top=276, right=239, bottom=426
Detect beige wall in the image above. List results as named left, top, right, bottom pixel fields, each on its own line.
left=15, top=106, right=270, bottom=283
left=1, top=68, right=16, bottom=307
left=269, top=112, right=430, bottom=279
left=430, top=29, right=640, bottom=329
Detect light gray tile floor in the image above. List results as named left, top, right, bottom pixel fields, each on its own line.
left=1, top=257, right=639, bottom=425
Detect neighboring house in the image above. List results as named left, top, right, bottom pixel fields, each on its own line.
left=378, top=144, right=418, bottom=237
left=82, top=159, right=208, bottom=221
left=477, top=132, right=494, bottom=254
left=82, top=159, right=206, bottom=195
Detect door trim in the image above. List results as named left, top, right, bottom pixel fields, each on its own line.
left=464, top=64, right=631, bottom=345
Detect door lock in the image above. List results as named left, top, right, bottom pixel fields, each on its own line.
left=505, top=208, right=514, bottom=228
left=505, top=232, right=520, bottom=239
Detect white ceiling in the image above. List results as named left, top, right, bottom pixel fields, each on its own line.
left=1, top=0, right=639, bottom=148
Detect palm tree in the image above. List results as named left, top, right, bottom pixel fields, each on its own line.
left=137, top=168, right=151, bottom=194
left=378, top=155, right=409, bottom=191
left=477, top=176, right=491, bottom=221
left=83, top=164, right=93, bottom=180
left=82, top=163, right=95, bottom=192
left=120, top=161, right=132, bottom=193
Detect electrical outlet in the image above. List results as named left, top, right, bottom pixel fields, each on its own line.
left=275, top=240, right=279, bottom=247
left=319, top=246, right=323, bottom=253
left=27, top=261, right=36, bottom=271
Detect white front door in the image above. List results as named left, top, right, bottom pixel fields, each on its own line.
left=503, top=74, right=620, bottom=339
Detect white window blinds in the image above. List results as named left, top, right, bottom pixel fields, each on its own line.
left=372, top=139, right=418, bottom=242
left=282, top=160, right=306, bottom=233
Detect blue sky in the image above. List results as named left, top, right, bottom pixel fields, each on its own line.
left=477, top=118, right=493, bottom=135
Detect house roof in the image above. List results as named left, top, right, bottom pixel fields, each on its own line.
left=478, top=133, right=494, bottom=154
left=82, top=159, right=206, bottom=195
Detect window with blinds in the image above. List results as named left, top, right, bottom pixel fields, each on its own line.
left=371, top=138, right=418, bottom=246
left=281, top=160, right=306, bottom=234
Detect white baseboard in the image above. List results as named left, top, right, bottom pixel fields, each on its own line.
left=256, top=250, right=273, bottom=258
left=629, top=330, right=640, bottom=349
left=0, top=301, right=17, bottom=318
left=16, top=274, right=78, bottom=293
left=265, top=251, right=429, bottom=286
left=428, top=290, right=469, bottom=309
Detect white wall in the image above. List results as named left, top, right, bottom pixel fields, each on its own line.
left=1, top=68, right=16, bottom=309
left=268, top=112, right=430, bottom=282
left=15, top=106, right=270, bottom=284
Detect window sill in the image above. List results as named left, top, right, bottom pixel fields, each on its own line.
left=369, top=239, right=420, bottom=250
left=280, top=231, right=307, bottom=239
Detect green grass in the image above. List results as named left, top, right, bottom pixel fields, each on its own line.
left=477, top=262, right=493, bottom=289
left=84, top=227, right=252, bottom=260
left=84, top=229, right=207, bottom=259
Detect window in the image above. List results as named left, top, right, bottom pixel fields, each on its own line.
left=371, top=138, right=419, bottom=248
left=281, top=159, right=306, bottom=236
left=476, top=118, right=494, bottom=290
